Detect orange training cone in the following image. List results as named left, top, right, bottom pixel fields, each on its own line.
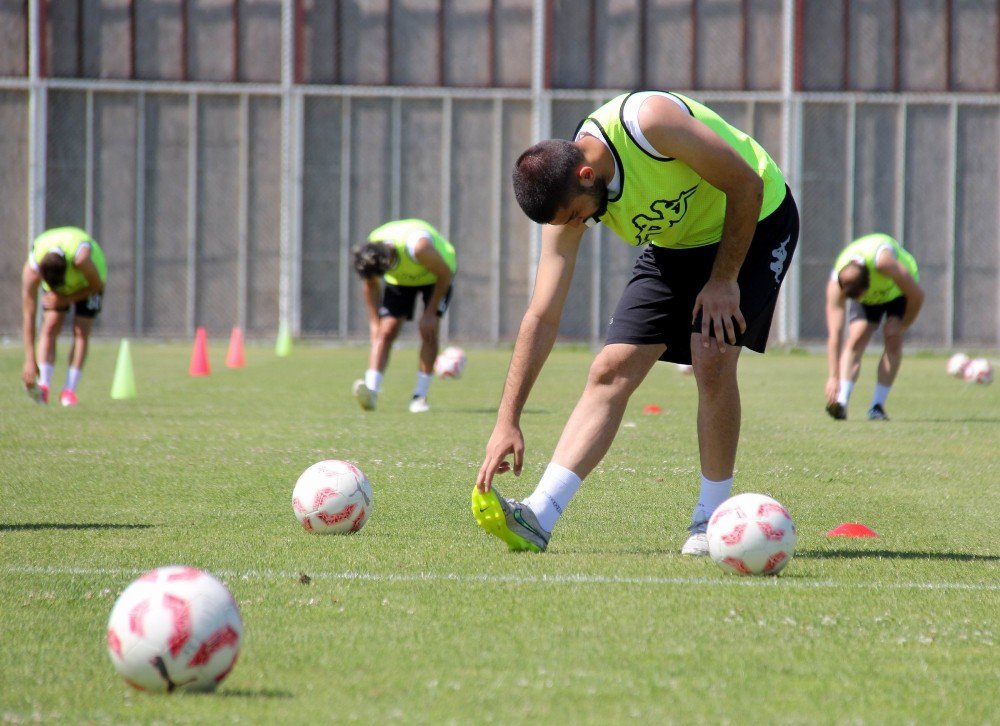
left=189, top=326, right=211, bottom=376
left=226, top=326, right=245, bottom=369
left=826, top=522, right=879, bottom=538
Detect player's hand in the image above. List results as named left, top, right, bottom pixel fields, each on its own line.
left=22, top=361, right=39, bottom=388
left=825, top=376, right=840, bottom=405
left=476, top=421, right=524, bottom=493
left=693, top=278, right=745, bottom=352
left=40, top=290, right=66, bottom=310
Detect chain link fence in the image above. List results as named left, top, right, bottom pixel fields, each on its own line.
left=0, top=0, right=997, bottom=348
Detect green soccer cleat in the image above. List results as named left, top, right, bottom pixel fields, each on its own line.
left=471, top=486, right=550, bottom=553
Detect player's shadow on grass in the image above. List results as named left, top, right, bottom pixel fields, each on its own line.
left=898, top=417, right=1000, bottom=424
left=0, top=523, right=153, bottom=532
left=450, top=407, right=551, bottom=415
left=217, top=688, right=294, bottom=699
left=798, top=548, right=1000, bottom=562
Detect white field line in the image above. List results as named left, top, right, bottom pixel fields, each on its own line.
left=3, top=564, right=999, bottom=592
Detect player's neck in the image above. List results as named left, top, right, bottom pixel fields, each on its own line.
left=578, top=136, right=615, bottom=186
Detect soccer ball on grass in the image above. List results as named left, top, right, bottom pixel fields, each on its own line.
left=292, top=459, right=373, bottom=534
left=963, top=357, right=994, bottom=385
left=706, top=493, right=797, bottom=576
left=946, top=352, right=971, bottom=378
left=106, top=565, right=243, bottom=692
left=434, top=346, right=467, bottom=379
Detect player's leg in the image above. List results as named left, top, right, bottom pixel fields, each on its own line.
left=834, top=315, right=877, bottom=415
left=678, top=337, right=743, bottom=554
left=682, top=187, right=799, bottom=553
left=473, top=342, right=664, bottom=552
left=409, top=284, right=452, bottom=413
left=472, top=344, right=664, bottom=552
left=355, top=284, right=412, bottom=410
left=549, top=343, right=664, bottom=478
left=869, top=309, right=905, bottom=420
left=60, top=295, right=102, bottom=406
left=36, top=308, right=67, bottom=403
left=60, top=313, right=94, bottom=406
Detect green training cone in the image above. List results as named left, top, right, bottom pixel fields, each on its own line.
left=111, top=339, right=137, bottom=400
left=275, top=320, right=292, bottom=357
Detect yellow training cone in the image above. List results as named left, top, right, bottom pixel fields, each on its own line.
left=275, top=320, right=292, bottom=357
left=111, top=339, right=137, bottom=400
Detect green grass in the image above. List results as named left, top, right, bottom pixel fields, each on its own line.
left=1, top=339, right=997, bottom=723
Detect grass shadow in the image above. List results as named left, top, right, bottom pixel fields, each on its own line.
left=0, top=523, right=154, bottom=532
left=797, top=548, right=1000, bottom=562
left=217, top=688, right=295, bottom=699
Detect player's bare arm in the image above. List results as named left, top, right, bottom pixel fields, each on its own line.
left=361, top=276, right=381, bottom=340
left=639, top=95, right=763, bottom=350
left=413, top=237, right=453, bottom=337
left=20, top=263, right=41, bottom=387
left=824, top=277, right=848, bottom=404
left=875, top=249, right=924, bottom=329
left=476, top=223, right=584, bottom=491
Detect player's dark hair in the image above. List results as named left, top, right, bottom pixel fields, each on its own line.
left=38, top=250, right=67, bottom=289
left=838, top=262, right=870, bottom=299
left=512, top=140, right=585, bottom=224
left=352, top=242, right=395, bottom=279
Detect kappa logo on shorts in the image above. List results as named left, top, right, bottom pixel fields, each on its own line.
left=631, top=186, right=699, bottom=245
left=770, top=235, right=791, bottom=283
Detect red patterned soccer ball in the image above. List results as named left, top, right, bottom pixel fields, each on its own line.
left=292, top=459, right=373, bottom=534
left=433, top=346, right=467, bottom=379
left=106, top=566, right=243, bottom=692
left=963, top=357, right=994, bottom=385
left=706, top=493, right=797, bottom=576
left=946, top=352, right=971, bottom=378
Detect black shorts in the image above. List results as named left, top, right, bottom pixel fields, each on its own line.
left=849, top=296, right=907, bottom=325
left=605, top=186, right=799, bottom=365
left=51, top=291, right=104, bottom=319
left=379, top=282, right=453, bottom=320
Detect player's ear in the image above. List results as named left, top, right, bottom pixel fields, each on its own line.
left=577, top=165, right=597, bottom=186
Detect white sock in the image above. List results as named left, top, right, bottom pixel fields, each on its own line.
left=691, top=474, right=733, bottom=526
left=872, top=383, right=891, bottom=408
left=524, top=462, right=582, bottom=532
left=39, top=362, right=54, bottom=387
left=65, top=367, right=82, bottom=392
left=837, top=379, right=854, bottom=407
left=364, top=369, right=383, bottom=393
left=414, top=372, right=432, bottom=399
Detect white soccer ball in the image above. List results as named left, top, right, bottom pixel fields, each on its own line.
left=292, top=459, right=373, bottom=534
left=946, top=352, right=971, bottom=378
left=963, top=357, right=994, bottom=385
left=106, top=566, right=243, bottom=692
left=434, top=345, right=467, bottom=379
left=707, top=493, right=797, bottom=576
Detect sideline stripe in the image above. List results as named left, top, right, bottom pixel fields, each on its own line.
left=3, top=564, right=999, bottom=592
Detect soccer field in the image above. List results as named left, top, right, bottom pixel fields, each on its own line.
left=1, top=341, right=997, bottom=723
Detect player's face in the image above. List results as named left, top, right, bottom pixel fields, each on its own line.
left=551, top=177, right=608, bottom=228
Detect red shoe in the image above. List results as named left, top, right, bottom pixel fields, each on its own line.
left=31, top=383, right=50, bottom=404
left=59, top=389, right=78, bottom=407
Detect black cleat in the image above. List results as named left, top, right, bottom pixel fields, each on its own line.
left=825, top=402, right=847, bottom=420
left=868, top=404, right=889, bottom=421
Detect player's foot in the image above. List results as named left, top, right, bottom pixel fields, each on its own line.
left=408, top=396, right=430, bottom=413
left=471, top=486, right=550, bottom=553
left=59, top=389, right=78, bottom=407
left=825, top=401, right=847, bottom=420
left=680, top=521, right=709, bottom=556
left=352, top=380, right=376, bottom=411
left=26, top=382, right=47, bottom=404
left=868, top=404, right=889, bottom=421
